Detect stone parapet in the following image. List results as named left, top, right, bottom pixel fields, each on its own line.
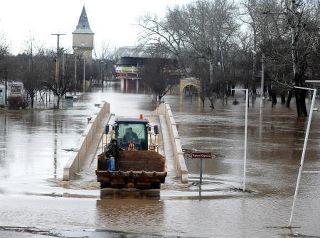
left=156, top=103, right=188, bottom=183
left=63, top=101, right=110, bottom=181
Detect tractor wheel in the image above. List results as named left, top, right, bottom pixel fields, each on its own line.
left=100, top=181, right=110, bottom=189
left=150, top=183, right=161, bottom=189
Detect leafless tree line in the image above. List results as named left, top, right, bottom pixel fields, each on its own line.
left=0, top=37, right=116, bottom=109
left=139, top=0, right=320, bottom=117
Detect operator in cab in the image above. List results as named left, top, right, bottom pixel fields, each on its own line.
left=123, top=127, right=139, bottom=144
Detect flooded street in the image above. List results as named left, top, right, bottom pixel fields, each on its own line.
left=0, top=84, right=320, bottom=237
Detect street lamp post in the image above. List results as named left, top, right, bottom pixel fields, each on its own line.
left=288, top=86, right=317, bottom=227
left=80, top=43, right=86, bottom=93
left=232, top=88, right=248, bottom=192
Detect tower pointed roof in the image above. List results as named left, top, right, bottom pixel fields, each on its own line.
left=73, top=6, right=94, bottom=34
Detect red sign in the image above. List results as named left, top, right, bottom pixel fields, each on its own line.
left=191, top=152, right=213, bottom=159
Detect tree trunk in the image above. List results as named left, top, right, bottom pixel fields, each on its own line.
left=293, top=70, right=307, bottom=116
left=268, top=84, right=272, bottom=101
left=295, top=89, right=307, bottom=117
left=271, top=92, right=277, bottom=107
left=30, top=97, right=34, bottom=109
left=252, top=28, right=257, bottom=106
left=281, top=94, right=286, bottom=104
left=200, top=96, right=205, bottom=109
left=208, top=97, right=214, bottom=109
left=56, top=96, right=61, bottom=109
left=29, top=93, right=35, bottom=109
left=286, top=91, right=293, bottom=108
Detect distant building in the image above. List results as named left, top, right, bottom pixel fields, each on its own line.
left=72, top=6, right=94, bottom=62
left=0, top=81, right=26, bottom=108
left=115, top=47, right=149, bottom=79
left=115, top=46, right=179, bottom=92
left=115, top=46, right=152, bottom=92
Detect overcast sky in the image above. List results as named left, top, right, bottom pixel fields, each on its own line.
left=0, top=0, right=192, bottom=56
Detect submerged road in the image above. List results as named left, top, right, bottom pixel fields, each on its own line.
left=0, top=84, right=320, bottom=237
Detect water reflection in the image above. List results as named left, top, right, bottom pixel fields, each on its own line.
left=95, top=198, right=165, bottom=235
left=53, top=118, right=58, bottom=179
left=0, top=112, right=7, bottom=173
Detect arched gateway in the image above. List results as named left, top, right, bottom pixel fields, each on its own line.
left=180, top=77, right=201, bottom=95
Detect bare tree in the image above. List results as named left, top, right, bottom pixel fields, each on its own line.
left=139, top=0, right=239, bottom=108
left=140, top=57, right=178, bottom=101
left=262, top=0, right=320, bottom=116
left=94, top=43, right=117, bottom=83
left=0, top=34, right=10, bottom=105
left=42, top=49, right=75, bottom=109
left=138, top=13, right=188, bottom=73
left=19, top=38, right=41, bottom=108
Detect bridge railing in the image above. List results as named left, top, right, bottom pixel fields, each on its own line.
left=156, top=103, right=188, bottom=183
left=63, top=101, right=111, bottom=181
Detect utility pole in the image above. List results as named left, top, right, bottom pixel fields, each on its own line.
left=51, top=33, right=66, bottom=85
left=80, top=42, right=86, bottom=92
left=252, top=31, right=257, bottom=96
left=83, top=57, right=86, bottom=92
left=260, top=53, right=265, bottom=109
left=209, top=60, right=213, bottom=84
left=74, top=53, right=77, bottom=94
left=62, top=49, right=65, bottom=88
left=4, top=67, right=7, bottom=105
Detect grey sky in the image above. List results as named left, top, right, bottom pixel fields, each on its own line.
left=0, top=0, right=191, bottom=56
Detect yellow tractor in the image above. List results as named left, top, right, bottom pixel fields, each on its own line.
left=96, top=117, right=167, bottom=189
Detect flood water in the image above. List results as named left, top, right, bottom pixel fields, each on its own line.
left=0, top=83, right=320, bottom=237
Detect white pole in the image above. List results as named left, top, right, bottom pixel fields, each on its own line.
left=260, top=53, right=265, bottom=109
left=289, top=87, right=317, bottom=227
left=243, top=89, right=248, bottom=192
left=232, top=88, right=248, bottom=192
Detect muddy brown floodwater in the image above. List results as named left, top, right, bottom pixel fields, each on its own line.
left=0, top=83, right=320, bottom=237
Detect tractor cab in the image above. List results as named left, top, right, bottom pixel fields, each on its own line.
left=105, top=118, right=159, bottom=151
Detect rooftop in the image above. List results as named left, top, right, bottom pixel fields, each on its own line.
left=73, top=6, right=94, bottom=34
left=115, top=46, right=152, bottom=59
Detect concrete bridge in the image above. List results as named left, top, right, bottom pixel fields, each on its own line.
left=63, top=101, right=188, bottom=185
